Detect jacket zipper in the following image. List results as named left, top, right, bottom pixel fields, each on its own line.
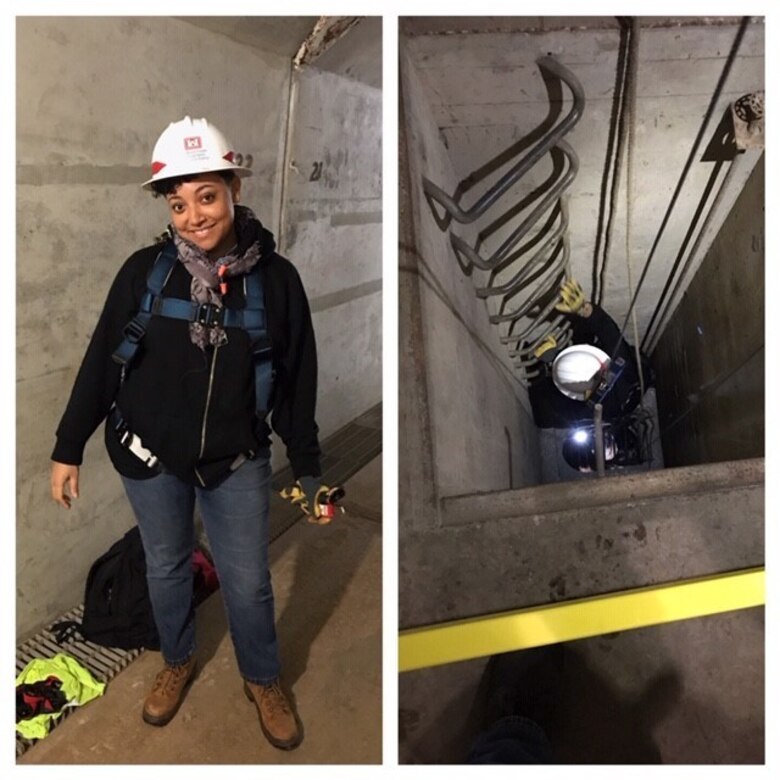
left=195, top=344, right=220, bottom=487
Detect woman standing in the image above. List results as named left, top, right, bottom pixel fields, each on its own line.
left=50, top=116, right=328, bottom=750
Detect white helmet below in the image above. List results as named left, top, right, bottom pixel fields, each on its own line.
left=552, top=344, right=609, bottom=401
left=142, top=116, right=252, bottom=191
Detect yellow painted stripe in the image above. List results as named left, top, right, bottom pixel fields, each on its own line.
left=399, top=568, right=764, bottom=672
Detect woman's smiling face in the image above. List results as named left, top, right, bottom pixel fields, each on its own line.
left=165, top=172, right=241, bottom=259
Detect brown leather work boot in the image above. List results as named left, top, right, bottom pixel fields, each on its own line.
left=142, top=657, right=197, bottom=726
left=244, top=679, right=303, bottom=750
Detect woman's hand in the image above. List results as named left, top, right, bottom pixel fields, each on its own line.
left=51, top=461, right=80, bottom=509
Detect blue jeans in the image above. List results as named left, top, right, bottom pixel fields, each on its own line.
left=121, top=457, right=280, bottom=684
left=467, top=716, right=553, bottom=764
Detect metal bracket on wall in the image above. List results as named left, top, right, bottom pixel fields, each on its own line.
left=420, top=56, right=586, bottom=383
left=731, top=91, right=764, bottom=151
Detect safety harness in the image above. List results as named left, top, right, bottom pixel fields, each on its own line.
left=16, top=677, right=67, bottom=722
left=112, top=241, right=273, bottom=417
left=588, top=356, right=626, bottom=406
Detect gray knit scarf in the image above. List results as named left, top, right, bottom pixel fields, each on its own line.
left=171, top=205, right=264, bottom=350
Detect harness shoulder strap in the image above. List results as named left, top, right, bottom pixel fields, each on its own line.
left=243, top=263, right=273, bottom=418
left=112, top=242, right=178, bottom=368
left=146, top=242, right=178, bottom=296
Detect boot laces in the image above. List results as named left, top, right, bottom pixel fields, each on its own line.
left=262, top=681, right=292, bottom=716
left=153, top=663, right=189, bottom=694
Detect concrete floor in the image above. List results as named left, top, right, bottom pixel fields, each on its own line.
left=400, top=607, right=764, bottom=764
left=20, top=455, right=382, bottom=765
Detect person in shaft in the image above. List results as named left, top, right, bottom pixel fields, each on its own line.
left=50, top=116, right=332, bottom=750
left=528, top=278, right=652, bottom=429
left=527, top=278, right=654, bottom=472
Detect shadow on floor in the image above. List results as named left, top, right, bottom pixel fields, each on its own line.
left=402, top=644, right=686, bottom=764
left=541, top=646, right=683, bottom=764
left=273, top=521, right=373, bottom=688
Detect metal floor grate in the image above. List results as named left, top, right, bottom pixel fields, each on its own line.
left=16, top=403, right=382, bottom=759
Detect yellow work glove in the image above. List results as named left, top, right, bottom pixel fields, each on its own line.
left=555, top=278, right=586, bottom=314
left=280, top=476, right=343, bottom=525
left=533, top=333, right=558, bottom=362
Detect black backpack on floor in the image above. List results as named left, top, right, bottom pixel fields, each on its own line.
left=82, top=526, right=160, bottom=650
left=52, top=526, right=160, bottom=651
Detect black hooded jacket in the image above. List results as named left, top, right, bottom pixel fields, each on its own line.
left=52, top=224, right=321, bottom=486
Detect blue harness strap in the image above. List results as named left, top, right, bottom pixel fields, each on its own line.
left=243, top=269, right=274, bottom=415
left=112, top=242, right=274, bottom=417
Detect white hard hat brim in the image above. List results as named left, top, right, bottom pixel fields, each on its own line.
left=141, top=162, right=253, bottom=191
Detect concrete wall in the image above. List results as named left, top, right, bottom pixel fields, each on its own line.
left=400, top=46, right=541, bottom=511
left=16, top=17, right=381, bottom=639
left=399, top=89, right=438, bottom=534
left=652, top=156, right=764, bottom=466
left=280, top=65, right=382, bottom=439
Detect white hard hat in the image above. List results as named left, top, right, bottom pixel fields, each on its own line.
left=552, top=344, right=609, bottom=401
left=142, top=116, right=252, bottom=190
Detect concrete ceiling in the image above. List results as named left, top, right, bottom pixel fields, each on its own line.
left=179, top=16, right=319, bottom=57
left=179, top=16, right=382, bottom=89
left=401, top=16, right=745, bottom=35
left=403, top=16, right=764, bottom=350
left=312, top=17, right=382, bottom=89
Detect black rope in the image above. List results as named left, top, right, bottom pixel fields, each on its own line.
left=597, top=17, right=634, bottom=308
left=592, top=17, right=631, bottom=304
left=641, top=159, right=725, bottom=352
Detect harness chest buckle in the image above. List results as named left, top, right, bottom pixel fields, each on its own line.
left=196, top=303, right=224, bottom=328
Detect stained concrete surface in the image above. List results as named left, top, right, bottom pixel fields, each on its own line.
left=402, top=460, right=762, bottom=628
left=399, top=459, right=764, bottom=764
left=400, top=45, right=542, bottom=506
left=653, top=156, right=764, bottom=467
left=19, top=456, right=382, bottom=765
left=400, top=607, right=764, bottom=763
left=282, top=62, right=382, bottom=440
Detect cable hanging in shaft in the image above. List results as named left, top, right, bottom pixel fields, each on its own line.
left=609, top=16, right=750, bottom=364
left=622, top=17, right=647, bottom=404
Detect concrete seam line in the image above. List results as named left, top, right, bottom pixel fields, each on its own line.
left=398, top=567, right=765, bottom=672
left=16, top=164, right=149, bottom=186
left=330, top=211, right=383, bottom=226
left=309, top=278, right=381, bottom=313
left=439, top=480, right=763, bottom=525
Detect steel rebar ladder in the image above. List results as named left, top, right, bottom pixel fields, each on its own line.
left=422, top=56, right=585, bottom=382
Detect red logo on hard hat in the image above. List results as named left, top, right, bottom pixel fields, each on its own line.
left=184, top=136, right=202, bottom=150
